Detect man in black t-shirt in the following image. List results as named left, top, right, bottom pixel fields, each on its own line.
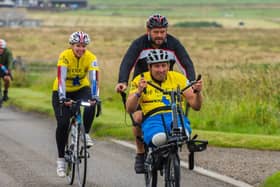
left=115, top=14, right=196, bottom=173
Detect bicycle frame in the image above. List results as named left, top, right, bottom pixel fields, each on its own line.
left=65, top=100, right=91, bottom=187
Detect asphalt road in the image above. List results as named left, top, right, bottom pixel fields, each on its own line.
left=0, top=107, right=234, bottom=187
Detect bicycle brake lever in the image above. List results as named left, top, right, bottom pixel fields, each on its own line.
left=192, top=74, right=202, bottom=93
left=95, top=101, right=102, bottom=117
left=191, top=134, right=198, bottom=140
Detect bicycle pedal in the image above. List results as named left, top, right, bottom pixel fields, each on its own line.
left=69, top=144, right=74, bottom=150
left=64, top=154, right=71, bottom=162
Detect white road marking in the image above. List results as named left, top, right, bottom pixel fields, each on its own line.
left=111, top=139, right=253, bottom=187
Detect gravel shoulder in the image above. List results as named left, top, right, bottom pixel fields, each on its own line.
left=182, top=146, right=280, bottom=187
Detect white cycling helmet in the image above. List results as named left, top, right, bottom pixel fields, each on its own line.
left=146, top=49, right=170, bottom=64
left=69, top=31, right=90, bottom=45
left=0, top=39, right=6, bottom=49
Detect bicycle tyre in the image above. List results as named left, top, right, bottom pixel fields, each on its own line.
left=76, top=123, right=87, bottom=187
left=165, top=153, right=180, bottom=187
left=65, top=124, right=75, bottom=185
left=145, top=168, right=158, bottom=187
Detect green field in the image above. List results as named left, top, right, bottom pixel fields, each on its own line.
left=22, top=0, right=280, bottom=29
left=3, top=0, right=279, bottom=139
left=2, top=2, right=280, bottom=185
left=88, top=0, right=280, bottom=22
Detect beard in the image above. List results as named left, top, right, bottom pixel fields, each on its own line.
left=151, top=37, right=165, bottom=47
left=151, top=72, right=166, bottom=83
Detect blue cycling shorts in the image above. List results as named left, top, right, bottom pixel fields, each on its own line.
left=141, top=112, right=192, bottom=146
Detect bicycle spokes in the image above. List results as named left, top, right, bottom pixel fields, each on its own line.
left=76, top=125, right=87, bottom=187
left=165, top=153, right=180, bottom=187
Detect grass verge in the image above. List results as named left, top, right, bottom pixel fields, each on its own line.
left=261, top=172, right=280, bottom=187
left=8, top=87, right=280, bottom=151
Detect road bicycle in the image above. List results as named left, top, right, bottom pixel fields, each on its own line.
left=142, top=75, right=208, bottom=187
left=63, top=100, right=92, bottom=187
left=0, top=79, right=2, bottom=108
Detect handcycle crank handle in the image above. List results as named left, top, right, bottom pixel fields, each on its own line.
left=181, top=74, right=202, bottom=93
left=141, top=73, right=147, bottom=94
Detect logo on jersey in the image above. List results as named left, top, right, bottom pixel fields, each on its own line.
left=92, top=60, right=98, bottom=67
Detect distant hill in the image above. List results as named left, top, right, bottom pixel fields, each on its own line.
left=90, top=0, right=280, bottom=6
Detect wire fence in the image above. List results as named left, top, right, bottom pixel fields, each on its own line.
left=13, top=56, right=56, bottom=72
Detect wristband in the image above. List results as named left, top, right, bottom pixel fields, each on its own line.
left=134, top=92, right=141, bottom=98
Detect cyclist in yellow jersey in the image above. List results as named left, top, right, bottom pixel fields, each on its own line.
left=130, top=71, right=188, bottom=116
left=52, top=48, right=98, bottom=92
left=52, top=31, right=100, bottom=178
left=126, top=49, right=203, bottom=150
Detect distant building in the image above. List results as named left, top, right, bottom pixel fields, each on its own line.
left=7, top=0, right=40, bottom=7
left=4, top=0, right=88, bottom=8
left=49, top=0, right=87, bottom=8
left=0, top=0, right=15, bottom=7
left=0, top=5, right=41, bottom=27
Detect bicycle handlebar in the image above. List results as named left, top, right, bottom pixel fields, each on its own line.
left=181, top=74, right=201, bottom=93
left=151, top=134, right=208, bottom=156
left=147, top=74, right=202, bottom=95
left=71, top=100, right=92, bottom=107
left=59, top=99, right=101, bottom=117
left=72, top=99, right=102, bottom=117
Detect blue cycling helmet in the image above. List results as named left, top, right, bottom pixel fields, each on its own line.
left=146, top=14, right=168, bottom=29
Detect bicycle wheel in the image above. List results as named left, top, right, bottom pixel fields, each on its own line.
left=144, top=151, right=159, bottom=187
left=65, top=124, right=75, bottom=185
left=76, top=123, right=87, bottom=187
left=165, top=153, right=180, bottom=187
left=145, top=168, right=158, bottom=187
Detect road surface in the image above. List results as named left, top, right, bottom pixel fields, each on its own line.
left=0, top=107, right=234, bottom=187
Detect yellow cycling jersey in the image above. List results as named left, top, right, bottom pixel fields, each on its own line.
left=52, top=48, right=99, bottom=92
left=129, top=71, right=189, bottom=116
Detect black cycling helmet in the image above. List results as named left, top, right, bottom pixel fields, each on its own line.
left=146, top=49, right=170, bottom=64
left=146, top=14, right=168, bottom=29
